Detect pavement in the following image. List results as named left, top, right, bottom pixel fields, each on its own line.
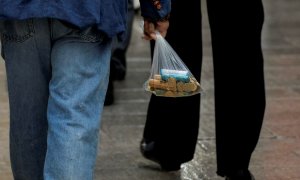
left=1, top=0, right=300, bottom=179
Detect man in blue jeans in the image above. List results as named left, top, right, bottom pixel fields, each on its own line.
left=0, top=0, right=170, bottom=179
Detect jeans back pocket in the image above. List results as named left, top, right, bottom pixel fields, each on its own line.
left=0, top=19, right=35, bottom=43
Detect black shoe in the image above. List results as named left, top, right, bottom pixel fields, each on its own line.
left=225, top=169, right=255, bottom=180
left=140, top=139, right=181, bottom=171
left=104, top=79, right=114, bottom=106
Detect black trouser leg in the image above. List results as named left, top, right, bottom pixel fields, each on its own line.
left=206, top=0, right=266, bottom=176
left=110, top=0, right=135, bottom=80
left=143, top=0, right=202, bottom=164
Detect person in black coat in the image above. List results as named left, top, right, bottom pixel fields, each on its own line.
left=141, top=0, right=266, bottom=179
left=104, top=0, right=135, bottom=106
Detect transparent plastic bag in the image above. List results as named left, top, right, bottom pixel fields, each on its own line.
left=144, top=32, right=202, bottom=97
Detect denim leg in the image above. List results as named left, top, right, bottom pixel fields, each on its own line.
left=44, top=36, right=112, bottom=179
left=0, top=19, right=51, bottom=180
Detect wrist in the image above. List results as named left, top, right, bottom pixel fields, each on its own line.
left=158, top=13, right=170, bottom=22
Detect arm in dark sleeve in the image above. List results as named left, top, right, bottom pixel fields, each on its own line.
left=139, top=0, right=171, bottom=22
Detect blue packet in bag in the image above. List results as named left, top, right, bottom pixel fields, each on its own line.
left=160, top=69, right=190, bottom=83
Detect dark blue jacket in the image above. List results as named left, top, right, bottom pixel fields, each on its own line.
left=0, top=0, right=171, bottom=38
left=0, top=0, right=126, bottom=38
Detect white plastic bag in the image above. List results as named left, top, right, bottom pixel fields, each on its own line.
left=144, top=32, right=202, bottom=97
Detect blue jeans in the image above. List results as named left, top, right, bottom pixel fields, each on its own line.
left=0, top=19, right=112, bottom=180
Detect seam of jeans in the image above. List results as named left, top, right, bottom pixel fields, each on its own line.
left=50, top=18, right=54, bottom=41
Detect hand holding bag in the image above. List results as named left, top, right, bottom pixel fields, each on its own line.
left=144, top=32, right=202, bottom=97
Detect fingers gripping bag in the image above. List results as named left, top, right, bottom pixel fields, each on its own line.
left=144, top=32, right=202, bottom=97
